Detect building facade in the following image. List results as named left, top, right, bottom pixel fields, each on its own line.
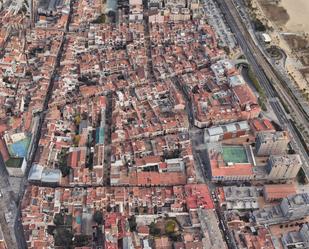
left=267, top=154, right=302, bottom=180
left=280, top=193, right=309, bottom=221
left=255, top=131, right=289, bottom=156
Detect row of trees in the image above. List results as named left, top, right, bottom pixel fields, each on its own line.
left=247, top=66, right=268, bottom=111
left=57, top=148, right=71, bottom=177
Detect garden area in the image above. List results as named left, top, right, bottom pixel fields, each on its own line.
left=149, top=218, right=182, bottom=241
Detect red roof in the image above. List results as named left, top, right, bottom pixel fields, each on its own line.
left=233, top=85, right=257, bottom=106
left=134, top=172, right=186, bottom=186
left=185, top=184, right=214, bottom=210
left=212, top=162, right=253, bottom=177
left=263, top=119, right=274, bottom=130
left=264, top=184, right=297, bottom=200
left=98, top=96, right=106, bottom=108
left=251, top=118, right=275, bottom=132
left=104, top=213, right=118, bottom=228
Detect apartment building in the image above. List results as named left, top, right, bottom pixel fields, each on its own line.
left=255, top=131, right=290, bottom=156
left=267, top=154, right=302, bottom=180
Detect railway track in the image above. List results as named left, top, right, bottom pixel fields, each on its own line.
left=215, top=0, right=309, bottom=178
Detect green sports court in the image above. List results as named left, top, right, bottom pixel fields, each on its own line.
left=222, top=146, right=248, bottom=164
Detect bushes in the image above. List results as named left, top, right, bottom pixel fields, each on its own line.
left=248, top=67, right=265, bottom=97
left=248, top=67, right=267, bottom=111
left=93, top=210, right=103, bottom=225
left=128, top=216, right=137, bottom=232
left=58, top=148, right=71, bottom=177
left=53, top=213, right=64, bottom=226
left=54, top=228, right=73, bottom=247
left=92, top=14, right=106, bottom=24
left=253, top=18, right=266, bottom=32
left=73, top=135, right=81, bottom=146
left=149, top=222, right=161, bottom=236
left=165, top=220, right=176, bottom=234
left=149, top=219, right=178, bottom=237
left=73, top=235, right=91, bottom=247
left=258, top=97, right=267, bottom=111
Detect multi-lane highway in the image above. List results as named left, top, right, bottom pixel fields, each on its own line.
left=215, top=0, right=309, bottom=179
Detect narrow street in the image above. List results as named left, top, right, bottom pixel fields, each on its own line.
left=11, top=0, right=75, bottom=248
left=171, top=49, right=237, bottom=249
left=142, top=0, right=156, bottom=81
left=103, top=93, right=113, bottom=186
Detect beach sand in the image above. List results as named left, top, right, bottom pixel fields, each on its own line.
left=280, top=0, right=309, bottom=33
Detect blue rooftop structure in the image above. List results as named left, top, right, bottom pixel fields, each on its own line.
left=95, top=127, right=105, bottom=145
left=76, top=216, right=82, bottom=225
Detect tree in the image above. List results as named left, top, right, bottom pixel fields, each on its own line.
left=53, top=213, right=64, bottom=226
left=154, top=205, right=158, bottom=214
left=73, top=135, right=81, bottom=146
left=65, top=214, right=73, bottom=226
left=192, top=85, right=199, bottom=94
left=253, top=18, right=266, bottom=31
left=47, top=225, right=56, bottom=235
left=149, top=222, right=161, bottom=236
left=54, top=228, right=73, bottom=247
left=222, top=46, right=230, bottom=55
left=74, top=114, right=81, bottom=126
left=25, top=71, right=32, bottom=77
left=165, top=220, right=176, bottom=234
left=134, top=207, right=139, bottom=214
left=93, top=210, right=103, bottom=225
left=106, top=205, right=112, bottom=212
left=59, top=164, right=71, bottom=177
left=258, top=97, right=267, bottom=111
left=169, top=232, right=182, bottom=242
left=128, top=216, right=137, bottom=232
left=92, top=14, right=106, bottom=24
left=73, top=235, right=90, bottom=247
left=58, top=148, right=71, bottom=177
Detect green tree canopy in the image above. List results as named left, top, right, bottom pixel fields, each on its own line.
left=93, top=210, right=103, bottom=225
left=54, top=228, right=73, bottom=247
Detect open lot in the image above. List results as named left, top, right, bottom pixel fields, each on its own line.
left=257, top=0, right=289, bottom=26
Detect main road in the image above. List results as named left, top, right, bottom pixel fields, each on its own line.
left=215, top=0, right=309, bottom=179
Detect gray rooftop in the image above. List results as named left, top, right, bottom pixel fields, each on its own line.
left=223, top=186, right=259, bottom=201
left=41, top=168, right=61, bottom=183
left=28, top=164, right=44, bottom=181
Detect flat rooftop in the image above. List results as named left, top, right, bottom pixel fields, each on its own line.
left=5, top=157, right=23, bottom=168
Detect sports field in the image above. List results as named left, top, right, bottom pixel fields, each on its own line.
left=8, top=137, right=30, bottom=158
left=222, top=146, right=248, bottom=164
